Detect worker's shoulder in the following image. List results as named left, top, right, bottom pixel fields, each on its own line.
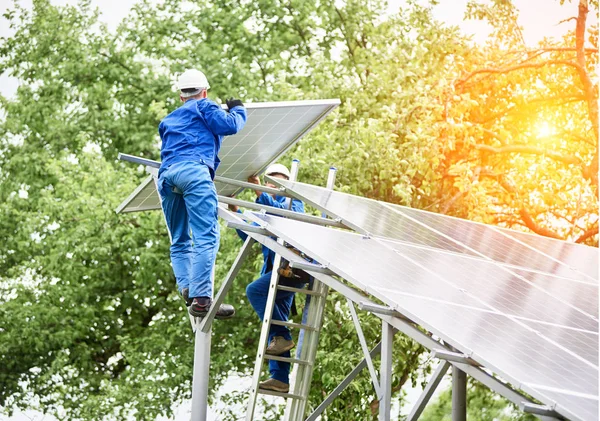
left=195, top=98, right=222, bottom=112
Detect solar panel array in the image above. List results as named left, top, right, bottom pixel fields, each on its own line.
left=262, top=178, right=598, bottom=421
left=271, top=178, right=597, bottom=283
left=248, top=212, right=598, bottom=421
left=116, top=99, right=340, bottom=213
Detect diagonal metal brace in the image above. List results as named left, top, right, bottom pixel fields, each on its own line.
left=305, top=341, right=382, bottom=421
left=347, top=298, right=382, bottom=398
left=407, top=361, right=451, bottom=421
left=198, top=236, right=255, bottom=333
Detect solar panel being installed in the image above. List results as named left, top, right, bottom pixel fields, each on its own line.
left=115, top=99, right=340, bottom=213
left=269, top=178, right=598, bottom=283
left=247, top=212, right=598, bottom=421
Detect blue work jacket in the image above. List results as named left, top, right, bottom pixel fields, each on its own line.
left=158, top=98, right=247, bottom=178
left=236, top=193, right=304, bottom=275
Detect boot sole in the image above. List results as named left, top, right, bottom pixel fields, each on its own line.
left=265, top=342, right=295, bottom=355
left=188, top=308, right=208, bottom=318
left=259, top=385, right=290, bottom=393
left=215, top=311, right=236, bottom=320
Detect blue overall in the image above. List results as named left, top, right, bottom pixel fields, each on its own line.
left=158, top=98, right=246, bottom=298
left=237, top=193, right=304, bottom=384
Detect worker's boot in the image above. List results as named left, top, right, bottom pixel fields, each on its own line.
left=188, top=297, right=211, bottom=317
left=188, top=297, right=236, bottom=319
left=259, top=378, right=289, bottom=393
left=215, top=303, right=235, bottom=319
left=180, top=288, right=193, bottom=307
left=265, top=336, right=295, bottom=355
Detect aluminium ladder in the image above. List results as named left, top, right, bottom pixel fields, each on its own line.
left=245, top=166, right=336, bottom=421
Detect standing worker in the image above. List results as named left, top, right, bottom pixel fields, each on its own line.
left=229, top=164, right=307, bottom=393
left=158, top=68, right=247, bottom=319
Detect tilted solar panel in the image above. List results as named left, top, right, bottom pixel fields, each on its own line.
left=495, top=226, right=599, bottom=279
left=248, top=212, right=598, bottom=421
left=270, top=178, right=597, bottom=283
left=115, top=99, right=340, bottom=213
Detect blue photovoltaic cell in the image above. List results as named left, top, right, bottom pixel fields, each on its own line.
left=248, top=213, right=598, bottom=421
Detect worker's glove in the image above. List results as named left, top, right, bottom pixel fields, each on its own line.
left=226, top=97, right=243, bottom=110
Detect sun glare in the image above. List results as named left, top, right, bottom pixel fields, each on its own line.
left=535, top=121, right=555, bottom=138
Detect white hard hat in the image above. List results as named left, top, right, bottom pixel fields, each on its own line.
left=265, top=163, right=291, bottom=179
left=177, top=69, right=210, bottom=93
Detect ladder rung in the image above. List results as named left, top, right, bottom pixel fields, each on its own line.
left=270, top=320, right=318, bottom=331
left=277, top=285, right=324, bottom=296
left=264, top=354, right=312, bottom=366
left=257, top=388, right=306, bottom=400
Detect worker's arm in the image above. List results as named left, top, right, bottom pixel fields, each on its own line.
left=227, top=204, right=249, bottom=241
left=257, top=193, right=304, bottom=213
left=199, top=100, right=247, bottom=136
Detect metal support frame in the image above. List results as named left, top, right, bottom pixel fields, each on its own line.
left=230, top=213, right=563, bottom=421
left=452, top=366, right=467, bottom=421
left=215, top=175, right=290, bottom=197
left=432, top=349, right=477, bottom=366
left=407, top=361, right=451, bottom=421
left=116, top=150, right=567, bottom=421
left=379, top=321, right=395, bottom=421
left=347, top=298, right=381, bottom=398
left=219, top=196, right=345, bottom=228
left=225, top=221, right=270, bottom=236
left=198, top=237, right=255, bottom=333
left=522, top=403, right=562, bottom=417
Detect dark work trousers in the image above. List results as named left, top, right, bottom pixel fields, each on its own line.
left=246, top=271, right=295, bottom=384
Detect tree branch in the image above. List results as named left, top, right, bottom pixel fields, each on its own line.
left=575, top=225, right=599, bottom=243
left=457, top=59, right=584, bottom=86
left=475, top=144, right=582, bottom=165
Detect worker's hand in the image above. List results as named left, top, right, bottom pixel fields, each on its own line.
left=248, top=175, right=262, bottom=197
left=226, top=98, right=243, bottom=110
left=228, top=204, right=239, bottom=213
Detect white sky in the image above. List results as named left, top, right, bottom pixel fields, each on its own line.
left=0, top=0, right=596, bottom=420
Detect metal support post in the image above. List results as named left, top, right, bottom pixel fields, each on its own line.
left=321, top=166, right=337, bottom=218
left=191, top=326, right=212, bottom=420
left=452, top=366, right=467, bottom=421
left=290, top=159, right=300, bottom=184
left=407, top=361, right=451, bottom=421
left=379, top=321, right=394, bottom=421
left=190, top=267, right=215, bottom=421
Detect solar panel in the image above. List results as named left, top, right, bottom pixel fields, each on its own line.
left=115, top=175, right=160, bottom=214
left=116, top=99, right=340, bottom=213
left=270, top=178, right=597, bottom=282
left=495, top=226, right=599, bottom=279
left=247, top=212, right=598, bottom=421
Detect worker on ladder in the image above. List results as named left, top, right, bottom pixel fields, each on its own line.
left=158, top=68, right=247, bottom=319
left=228, top=163, right=305, bottom=393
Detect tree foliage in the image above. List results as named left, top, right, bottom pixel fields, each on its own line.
left=0, top=0, right=597, bottom=419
